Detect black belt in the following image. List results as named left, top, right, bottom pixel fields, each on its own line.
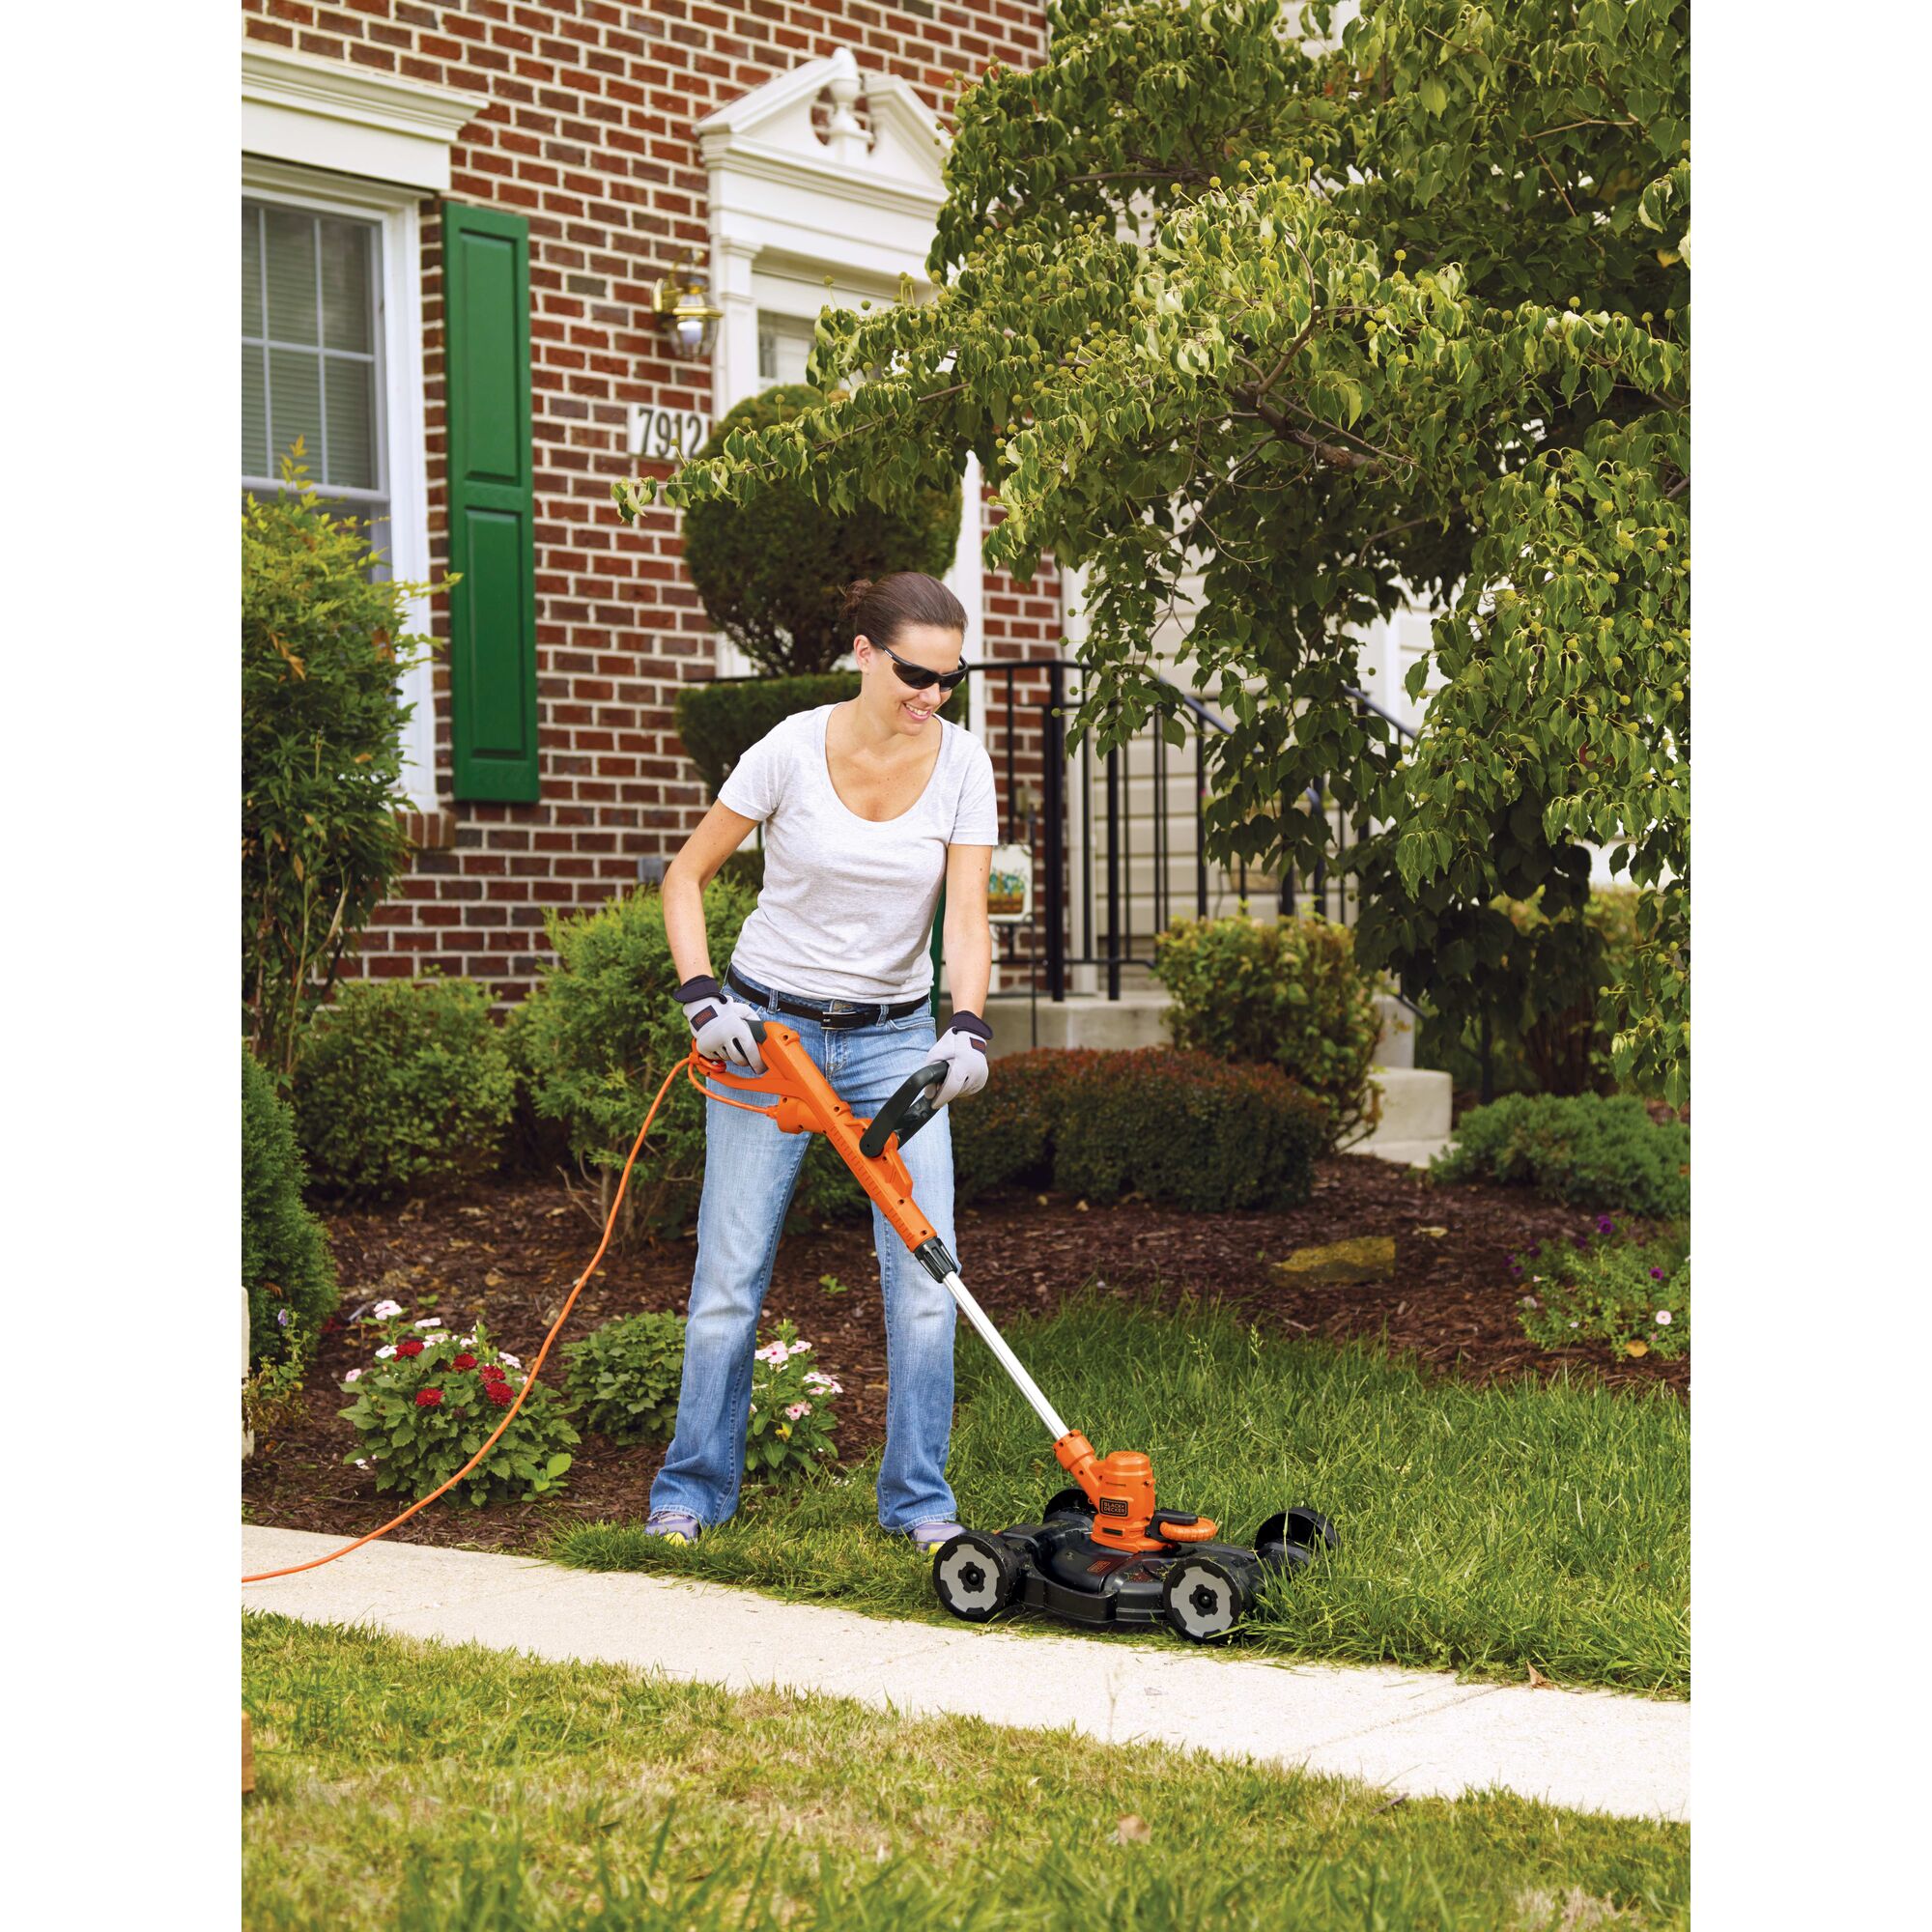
left=726, top=965, right=929, bottom=1031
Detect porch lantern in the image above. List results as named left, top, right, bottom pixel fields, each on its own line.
left=650, top=257, right=724, bottom=362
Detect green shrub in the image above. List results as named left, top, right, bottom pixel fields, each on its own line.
left=1433, top=1094, right=1690, bottom=1217
left=950, top=1049, right=1096, bottom=1204
left=681, top=384, right=961, bottom=676
left=515, top=879, right=862, bottom=1236
left=243, top=449, right=439, bottom=1078
left=1515, top=1216, right=1690, bottom=1360
left=948, top=1047, right=1325, bottom=1212
left=338, top=1301, right=579, bottom=1509
left=1151, top=914, right=1382, bottom=1149
left=1054, top=1049, right=1327, bottom=1210
left=746, top=1319, right=842, bottom=1479
left=294, top=979, right=515, bottom=1201
left=563, top=1312, right=687, bottom=1442
left=242, top=1048, right=338, bottom=1368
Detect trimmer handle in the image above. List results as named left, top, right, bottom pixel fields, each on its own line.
left=858, top=1061, right=946, bottom=1159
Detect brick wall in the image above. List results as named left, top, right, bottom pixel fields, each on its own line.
left=242, top=0, right=1056, bottom=998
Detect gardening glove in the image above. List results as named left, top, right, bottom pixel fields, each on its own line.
left=923, top=1011, right=992, bottom=1112
left=677, top=976, right=765, bottom=1073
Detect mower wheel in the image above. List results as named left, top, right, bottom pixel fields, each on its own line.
left=931, top=1530, right=1023, bottom=1625
left=1255, top=1507, right=1341, bottom=1577
left=1159, top=1554, right=1251, bottom=1643
left=1041, top=1487, right=1096, bottom=1523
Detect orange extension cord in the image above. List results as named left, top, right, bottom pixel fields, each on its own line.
left=242, top=1054, right=691, bottom=1585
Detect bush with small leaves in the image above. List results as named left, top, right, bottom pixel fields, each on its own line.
left=295, top=978, right=515, bottom=1201
left=1152, top=915, right=1382, bottom=1150
left=242, top=1048, right=337, bottom=1367
left=562, top=1312, right=687, bottom=1443
left=1434, top=1093, right=1689, bottom=1217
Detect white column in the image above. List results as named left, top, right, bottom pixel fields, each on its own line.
left=709, top=235, right=763, bottom=675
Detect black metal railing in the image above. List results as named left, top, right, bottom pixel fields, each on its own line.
left=974, top=659, right=1419, bottom=1005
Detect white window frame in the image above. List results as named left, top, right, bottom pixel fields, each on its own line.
left=242, top=157, right=438, bottom=810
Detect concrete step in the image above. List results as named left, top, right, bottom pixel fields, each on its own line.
left=1365, top=1066, right=1453, bottom=1142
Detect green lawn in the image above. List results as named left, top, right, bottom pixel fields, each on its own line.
left=556, top=1298, right=1689, bottom=1695
left=243, top=1613, right=1688, bottom=1932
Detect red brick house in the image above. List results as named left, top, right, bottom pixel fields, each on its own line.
left=242, top=0, right=1062, bottom=1002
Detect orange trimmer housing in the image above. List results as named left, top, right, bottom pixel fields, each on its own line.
left=695, top=1022, right=941, bottom=1261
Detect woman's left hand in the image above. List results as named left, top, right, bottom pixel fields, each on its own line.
left=924, top=1012, right=992, bottom=1110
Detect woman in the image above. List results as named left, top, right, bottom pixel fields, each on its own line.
left=643, top=572, right=997, bottom=1550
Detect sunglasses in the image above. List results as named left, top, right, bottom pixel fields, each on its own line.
left=879, top=641, right=970, bottom=694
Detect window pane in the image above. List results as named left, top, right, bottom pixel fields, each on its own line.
left=324, top=354, right=378, bottom=490
left=319, top=217, right=373, bottom=354
left=242, top=344, right=268, bottom=476
left=242, top=206, right=263, bottom=337
left=264, top=206, right=319, bottom=345
left=269, top=347, right=323, bottom=476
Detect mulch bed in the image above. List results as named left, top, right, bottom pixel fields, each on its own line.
left=242, top=1156, right=1686, bottom=1557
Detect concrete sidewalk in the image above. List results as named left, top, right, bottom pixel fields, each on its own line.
left=242, top=1525, right=1688, bottom=1822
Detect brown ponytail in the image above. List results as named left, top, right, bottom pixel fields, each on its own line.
left=843, top=572, right=966, bottom=652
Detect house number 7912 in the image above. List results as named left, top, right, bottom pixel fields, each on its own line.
left=627, top=406, right=709, bottom=462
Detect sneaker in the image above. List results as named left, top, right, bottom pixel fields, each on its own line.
left=641, top=1509, right=702, bottom=1546
left=892, top=1520, right=966, bottom=1552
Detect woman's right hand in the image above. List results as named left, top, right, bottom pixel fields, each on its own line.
left=676, top=977, right=765, bottom=1073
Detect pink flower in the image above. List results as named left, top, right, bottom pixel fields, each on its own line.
left=785, top=1402, right=810, bottom=1420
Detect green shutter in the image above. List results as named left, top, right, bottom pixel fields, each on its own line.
left=443, top=202, right=539, bottom=803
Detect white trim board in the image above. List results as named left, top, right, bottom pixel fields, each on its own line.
left=242, top=157, right=439, bottom=811
left=242, top=43, right=485, bottom=194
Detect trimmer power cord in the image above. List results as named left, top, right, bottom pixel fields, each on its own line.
left=242, top=1054, right=691, bottom=1585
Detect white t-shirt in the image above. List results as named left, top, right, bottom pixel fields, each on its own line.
left=718, top=704, right=998, bottom=1004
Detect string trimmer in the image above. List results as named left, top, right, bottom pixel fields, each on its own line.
left=245, top=1019, right=1337, bottom=1640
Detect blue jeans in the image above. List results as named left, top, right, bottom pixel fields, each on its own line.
left=649, top=981, right=960, bottom=1534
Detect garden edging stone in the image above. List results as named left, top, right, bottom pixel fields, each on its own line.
left=242, top=1525, right=1689, bottom=1822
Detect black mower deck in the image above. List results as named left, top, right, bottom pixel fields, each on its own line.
left=931, top=1495, right=1338, bottom=1642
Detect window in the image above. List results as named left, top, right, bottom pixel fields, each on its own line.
left=242, top=199, right=389, bottom=558
left=756, top=313, right=815, bottom=386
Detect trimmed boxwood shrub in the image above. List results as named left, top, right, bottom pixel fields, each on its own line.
left=1151, top=914, right=1382, bottom=1150
left=514, top=879, right=864, bottom=1236
left=1432, top=1093, right=1689, bottom=1217
left=950, top=1047, right=1325, bottom=1212
left=242, top=1048, right=338, bottom=1366
left=681, top=383, right=961, bottom=677
left=950, top=1048, right=1096, bottom=1204
left=295, top=979, right=516, bottom=1201
left=1054, top=1050, right=1327, bottom=1211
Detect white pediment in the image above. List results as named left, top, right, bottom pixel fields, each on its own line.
left=696, top=47, right=948, bottom=224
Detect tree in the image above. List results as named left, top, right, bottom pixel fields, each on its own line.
left=617, top=0, right=1690, bottom=1100
left=242, top=448, right=439, bottom=1078
left=682, top=384, right=963, bottom=675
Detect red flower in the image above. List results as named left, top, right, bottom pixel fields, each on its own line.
left=483, top=1379, right=514, bottom=1407
left=397, top=1339, right=425, bottom=1359
left=480, top=1363, right=507, bottom=1383
left=453, top=1353, right=478, bottom=1371
left=415, top=1387, right=443, bottom=1407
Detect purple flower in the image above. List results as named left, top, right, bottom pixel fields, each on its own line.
left=1595, top=1215, right=1616, bottom=1236
left=276, top=1308, right=291, bottom=1327
left=1573, top=1235, right=1590, bottom=1251
left=1527, top=1244, right=1542, bottom=1259
left=1649, top=1266, right=1664, bottom=1280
